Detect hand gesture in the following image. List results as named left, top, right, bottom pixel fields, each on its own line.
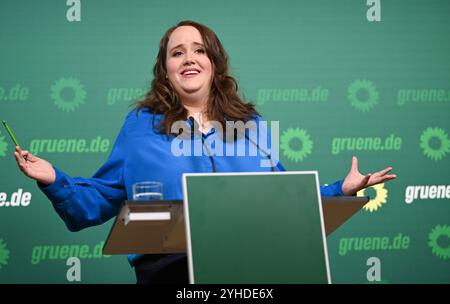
left=342, top=156, right=396, bottom=196
left=14, top=146, right=56, bottom=186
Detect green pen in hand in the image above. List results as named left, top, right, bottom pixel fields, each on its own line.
left=2, top=120, right=27, bottom=161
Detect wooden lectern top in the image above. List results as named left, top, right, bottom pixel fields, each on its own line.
left=103, top=196, right=369, bottom=255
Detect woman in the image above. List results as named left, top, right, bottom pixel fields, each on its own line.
left=14, top=20, right=396, bottom=283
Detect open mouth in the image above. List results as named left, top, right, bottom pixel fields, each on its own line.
left=180, top=68, right=201, bottom=78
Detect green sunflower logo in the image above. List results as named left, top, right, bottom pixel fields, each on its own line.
left=0, top=239, right=10, bottom=269
left=0, top=132, right=8, bottom=158
left=280, top=128, right=313, bottom=162
left=50, top=77, right=86, bottom=112
left=428, top=225, right=450, bottom=260
left=347, top=79, right=379, bottom=112
left=420, top=127, right=450, bottom=161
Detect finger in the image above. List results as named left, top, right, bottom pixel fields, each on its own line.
left=382, top=174, right=397, bottom=181
left=21, top=150, right=33, bottom=161
left=15, top=146, right=28, bottom=161
left=369, top=174, right=397, bottom=187
left=14, top=151, right=27, bottom=170
left=24, top=151, right=39, bottom=162
left=13, top=151, right=20, bottom=164
left=374, top=167, right=393, bottom=177
left=360, top=173, right=371, bottom=187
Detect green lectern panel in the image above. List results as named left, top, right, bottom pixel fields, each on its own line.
left=183, top=172, right=330, bottom=284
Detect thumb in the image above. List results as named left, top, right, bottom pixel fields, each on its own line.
left=362, top=173, right=371, bottom=186
left=350, top=156, right=358, bottom=172
left=22, top=150, right=38, bottom=162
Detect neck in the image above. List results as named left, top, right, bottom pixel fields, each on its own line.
left=182, top=99, right=208, bottom=118
left=183, top=103, right=211, bottom=134
left=184, top=104, right=206, bottom=116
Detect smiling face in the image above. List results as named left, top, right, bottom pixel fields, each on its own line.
left=166, top=26, right=213, bottom=106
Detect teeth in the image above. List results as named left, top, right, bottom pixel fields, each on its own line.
left=183, top=70, right=199, bottom=75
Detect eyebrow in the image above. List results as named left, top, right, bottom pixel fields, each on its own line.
left=168, top=42, right=205, bottom=53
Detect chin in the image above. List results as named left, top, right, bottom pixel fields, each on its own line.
left=181, top=85, right=203, bottom=94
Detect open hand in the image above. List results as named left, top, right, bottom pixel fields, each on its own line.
left=342, top=156, right=397, bottom=196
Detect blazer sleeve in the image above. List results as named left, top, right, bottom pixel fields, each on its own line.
left=38, top=113, right=131, bottom=231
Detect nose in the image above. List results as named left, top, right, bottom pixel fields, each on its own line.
left=183, top=53, right=195, bottom=66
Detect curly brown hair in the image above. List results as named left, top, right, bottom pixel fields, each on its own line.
left=136, top=20, right=258, bottom=135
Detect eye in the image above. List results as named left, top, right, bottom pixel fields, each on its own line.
left=173, top=51, right=183, bottom=57
left=195, top=48, right=206, bottom=54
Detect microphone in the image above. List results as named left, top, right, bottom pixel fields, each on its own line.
left=174, top=116, right=196, bottom=138
left=188, top=116, right=195, bottom=137
left=244, top=133, right=276, bottom=172
left=187, top=116, right=275, bottom=172
left=188, top=116, right=217, bottom=172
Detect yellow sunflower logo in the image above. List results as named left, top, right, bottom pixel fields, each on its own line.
left=357, top=183, right=388, bottom=212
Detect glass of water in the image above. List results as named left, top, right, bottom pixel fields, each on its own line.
left=132, top=181, right=163, bottom=201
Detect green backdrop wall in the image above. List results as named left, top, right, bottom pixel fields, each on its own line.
left=0, top=0, right=449, bottom=283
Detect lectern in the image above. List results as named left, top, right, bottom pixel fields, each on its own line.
left=103, top=172, right=369, bottom=283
